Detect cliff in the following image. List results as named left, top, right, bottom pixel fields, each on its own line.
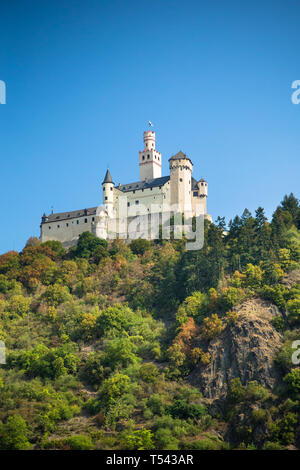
left=188, top=298, right=283, bottom=401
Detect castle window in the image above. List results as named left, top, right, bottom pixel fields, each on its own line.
left=85, top=218, right=88, bottom=223
left=92, top=217, right=95, bottom=222
left=49, top=226, right=51, bottom=230
left=57, top=225, right=60, bottom=228
left=105, top=196, right=108, bottom=200
left=103, top=187, right=105, bottom=191
left=133, top=190, right=135, bottom=194
left=142, top=156, right=145, bottom=160
left=110, top=187, right=113, bottom=191
left=147, top=155, right=150, bottom=159
left=77, top=220, right=79, bottom=224
left=127, top=202, right=130, bottom=207
left=180, top=178, right=183, bottom=182
left=66, top=223, right=69, bottom=227
left=135, top=200, right=139, bottom=205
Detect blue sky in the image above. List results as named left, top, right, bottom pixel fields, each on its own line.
left=0, top=0, right=300, bottom=253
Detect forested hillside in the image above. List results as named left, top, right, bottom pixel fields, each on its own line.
left=0, top=194, right=300, bottom=450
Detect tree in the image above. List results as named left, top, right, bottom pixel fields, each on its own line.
left=129, top=239, right=151, bottom=256
left=202, top=314, right=223, bottom=340
left=122, top=429, right=154, bottom=450
left=283, top=368, right=300, bottom=398
left=67, top=435, right=94, bottom=450
left=41, top=240, right=66, bottom=258
left=8, top=294, right=31, bottom=316
left=74, top=232, right=108, bottom=259
left=0, top=415, right=32, bottom=450
left=281, top=193, right=300, bottom=227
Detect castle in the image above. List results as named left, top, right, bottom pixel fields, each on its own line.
left=40, top=130, right=211, bottom=246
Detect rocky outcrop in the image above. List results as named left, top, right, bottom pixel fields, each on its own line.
left=188, top=298, right=283, bottom=401
left=281, top=269, right=300, bottom=288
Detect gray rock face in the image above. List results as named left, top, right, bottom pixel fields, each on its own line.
left=189, top=298, right=283, bottom=400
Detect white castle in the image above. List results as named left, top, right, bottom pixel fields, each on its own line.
left=40, top=130, right=211, bottom=246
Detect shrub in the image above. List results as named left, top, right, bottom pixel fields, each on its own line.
left=225, top=310, right=239, bottom=326
left=139, top=363, right=159, bottom=383
left=166, top=400, right=207, bottom=420
left=270, top=412, right=298, bottom=445
left=8, top=295, right=31, bottom=317
left=67, top=435, right=94, bottom=450
left=251, top=408, right=269, bottom=425
left=202, top=314, right=223, bottom=340
left=122, top=429, right=154, bottom=450
left=227, top=378, right=246, bottom=403
left=154, top=428, right=179, bottom=450
left=283, top=368, right=300, bottom=398
left=0, top=415, right=32, bottom=450
left=271, top=316, right=285, bottom=332
left=43, top=283, right=71, bottom=307
left=129, top=239, right=151, bottom=256
left=189, top=347, right=211, bottom=366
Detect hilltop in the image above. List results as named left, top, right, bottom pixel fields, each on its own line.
left=0, top=193, right=300, bottom=450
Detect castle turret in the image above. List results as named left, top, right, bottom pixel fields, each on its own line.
left=169, top=151, right=193, bottom=212
left=139, top=131, right=162, bottom=181
left=198, top=178, right=208, bottom=197
left=102, top=169, right=114, bottom=217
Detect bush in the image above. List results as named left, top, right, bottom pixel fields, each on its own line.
left=202, top=314, right=223, bottom=340
left=0, top=415, right=32, bottom=450
left=43, top=283, right=71, bottom=306
left=167, top=400, right=207, bottom=420
left=181, top=435, right=227, bottom=450
left=147, top=394, right=166, bottom=416
left=8, top=295, right=31, bottom=317
left=129, top=239, right=151, bottom=256
left=227, top=378, right=246, bottom=403
left=122, top=429, right=154, bottom=450
left=283, top=368, right=300, bottom=398
left=67, top=435, right=94, bottom=450
left=74, top=232, right=108, bottom=259
left=270, top=412, right=298, bottom=445
left=139, top=363, right=159, bottom=383
left=251, top=408, right=269, bottom=425
left=154, top=428, right=179, bottom=450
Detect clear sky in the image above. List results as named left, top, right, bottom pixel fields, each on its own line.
left=0, top=0, right=299, bottom=254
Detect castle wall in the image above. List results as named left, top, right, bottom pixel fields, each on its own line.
left=113, top=182, right=170, bottom=217
left=40, top=214, right=95, bottom=245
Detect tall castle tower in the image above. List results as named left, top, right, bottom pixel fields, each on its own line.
left=139, top=131, right=162, bottom=181
left=169, top=151, right=193, bottom=212
left=102, top=169, right=114, bottom=217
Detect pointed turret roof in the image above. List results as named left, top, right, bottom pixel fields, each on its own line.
left=102, top=168, right=113, bottom=184
left=168, top=151, right=192, bottom=163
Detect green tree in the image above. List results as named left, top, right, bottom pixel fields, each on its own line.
left=0, top=415, right=32, bottom=450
